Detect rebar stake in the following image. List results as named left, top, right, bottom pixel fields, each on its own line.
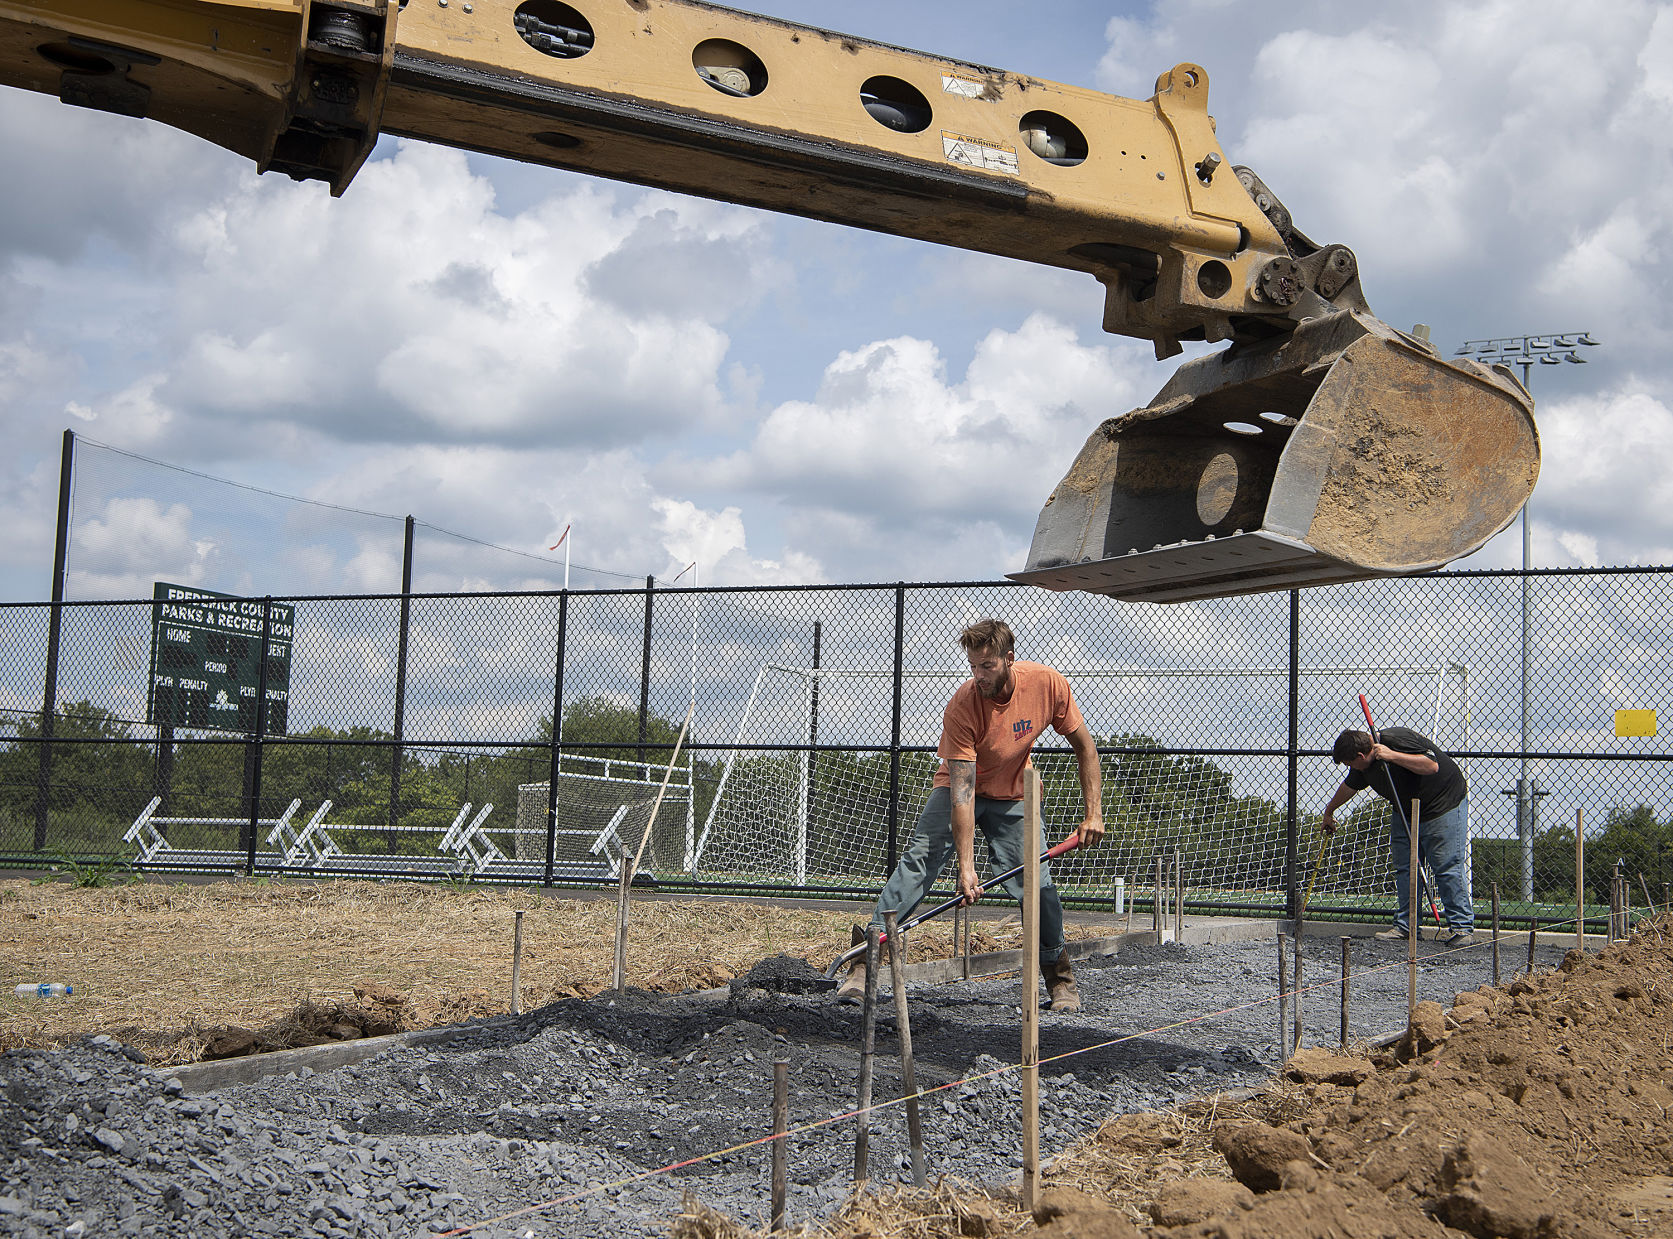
left=1527, top=921, right=1538, bottom=975
left=510, top=909, right=524, bottom=1016
left=1338, top=936, right=1350, bottom=1052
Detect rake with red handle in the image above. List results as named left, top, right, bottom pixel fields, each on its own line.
left=1359, top=693, right=1444, bottom=929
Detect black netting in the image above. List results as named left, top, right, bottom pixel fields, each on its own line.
left=1, top=568, right=1668, bottom=929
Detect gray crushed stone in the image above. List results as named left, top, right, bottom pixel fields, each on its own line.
left=1, top=933, right=1564, bottom=1237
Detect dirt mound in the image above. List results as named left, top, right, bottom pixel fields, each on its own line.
left=732, top=952, right=831, bottom=995
left=198, top=979, right=415, bottom=1060
left=1035, top=920, right=1673, bottom=1238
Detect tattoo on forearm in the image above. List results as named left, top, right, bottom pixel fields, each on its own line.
left=950, top=760, right=975, bottom=807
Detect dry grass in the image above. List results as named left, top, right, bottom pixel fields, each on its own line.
left=0, top=877, right=1085, bottom=1066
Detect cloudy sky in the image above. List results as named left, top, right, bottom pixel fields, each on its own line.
left=2, top=0, right=1669, bottom=602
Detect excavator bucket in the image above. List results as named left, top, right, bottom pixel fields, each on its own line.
left=1012, top=313, right=1537, bottom=603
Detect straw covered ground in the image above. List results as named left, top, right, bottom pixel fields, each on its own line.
left=0, top=875, right=1055, bottom=1065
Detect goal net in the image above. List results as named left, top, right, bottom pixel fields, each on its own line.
left=515, top=752, right=693, bottom=877
left=689, top=662, right=1469, bottom=908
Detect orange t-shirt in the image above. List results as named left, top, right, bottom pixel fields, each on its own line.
left=932, top=661, right=1085, bottom=801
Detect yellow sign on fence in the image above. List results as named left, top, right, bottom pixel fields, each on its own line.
left=1615, top=709, right=1658, bottom=738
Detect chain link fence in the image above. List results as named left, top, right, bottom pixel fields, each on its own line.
left=2, top=569, right=1669, bottom=929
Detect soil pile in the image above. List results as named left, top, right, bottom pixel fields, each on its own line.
left=1027, top=921, right=1673, bottom=1238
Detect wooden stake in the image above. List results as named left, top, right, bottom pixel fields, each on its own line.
left=853, top=925, right=881, bottom=1184
left=771, top=1053, right=788, bottom=1230
left=885, top=910, right=926, bottom=1187
left=1491, top=883, right=1500, bottom=987
left=510, top=909, right=525, bottom=1016
left=1338, top=936, right=1350, bottom=1052
left=1153, top=855, right=1163, bottom=938
left=1641, top=873, right=1659, bottom=921
left=1021, top=768, right=1042, bottom=1214
left=1175, top=847, right=1185, bottom=940
left=609, top=704, right=694, bottom=993
left=1609, top=867, right=1620, bottom=942
left=612, top=844, right=632, bottom=991
left=1276, top=932, right=1289, bottom=1057
left=629, top=701, right=693, bottom=874
left=1292, top=924, right=1303, bottom=1054
left=1527, top=921, right=1537, bottom=975
left=1407, top=799, right=1420, bottom=1030
left=1574, top=807, right=1585, bottom=951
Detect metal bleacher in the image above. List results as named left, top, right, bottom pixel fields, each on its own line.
left=120, top=795, right=623, bottom=882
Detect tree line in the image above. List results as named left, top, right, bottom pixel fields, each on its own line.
left=4, top=708, right=1670, bottom=909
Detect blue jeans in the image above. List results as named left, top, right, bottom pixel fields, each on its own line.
left=869, top=786, right=1067, bottom=954
left=1388, top=798, right=1473, bottom=931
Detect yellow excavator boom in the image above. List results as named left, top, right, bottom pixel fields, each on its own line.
left=0, top=0, right=1537, bottom=601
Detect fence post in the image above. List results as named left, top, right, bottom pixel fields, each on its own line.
left=886, top=585, right=905, bottom=875
left=245, top=598, right=273, bottom=875
left=389, top=515, right=414, bottom=849
left=806, top=619, right=821, bottom=857
left=154, top=723, right=174, bottom=815
left=637, top=574, right=654, bottom=775
left=34, top=428, right=74, bottom=851
left=544, top=592, right=568, bottom=887
left=1284, top=588, right=1300, bottom=920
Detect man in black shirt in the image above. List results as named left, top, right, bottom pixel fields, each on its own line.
left=1322, top=727, right=1473, bottom=943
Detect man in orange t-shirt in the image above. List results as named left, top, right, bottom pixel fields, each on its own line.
left=837, top=619, right=1104, bottom=1012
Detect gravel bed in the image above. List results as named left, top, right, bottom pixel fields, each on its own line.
left=0, top=932, right=1569, bottom=1238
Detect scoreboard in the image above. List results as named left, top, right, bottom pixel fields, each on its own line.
left=147, top=582, right=294, bottom=734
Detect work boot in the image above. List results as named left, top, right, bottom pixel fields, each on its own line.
left=835, top=924, right=882, bottom=1004
left=1041, top=948, right=1081, bottom=1013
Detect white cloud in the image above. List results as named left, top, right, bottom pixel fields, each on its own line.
left=65, top=497, right=215, bottom=598
left=699, top=315, right=1145, bottom=518
left=653, top=498, right=823, bottom=586
left=1532, top=386, right=1673, bottom=564
left=2, top=0, right=1671, bottom=605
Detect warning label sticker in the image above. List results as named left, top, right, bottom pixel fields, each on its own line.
left=941, top=74, right=987, bottom=99
left=941, top=131, right=1019, bottom=175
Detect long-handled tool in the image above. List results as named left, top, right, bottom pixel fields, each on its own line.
left=1298, top=829, right=1330, bottom=920
left=1359, top=694, right=1443, bottom=930
left=824, top=832, right=1082, bottom=978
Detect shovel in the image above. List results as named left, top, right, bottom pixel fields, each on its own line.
left=824, top=832, right=1083, bottom=978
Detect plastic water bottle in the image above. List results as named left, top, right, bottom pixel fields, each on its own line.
left=14, top=983, right=73, bottom=998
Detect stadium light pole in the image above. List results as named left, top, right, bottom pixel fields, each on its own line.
left=1455, top=331, right=1601, bottom=900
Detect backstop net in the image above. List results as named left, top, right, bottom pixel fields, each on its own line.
left=689, top=662, right=1469, bottom=906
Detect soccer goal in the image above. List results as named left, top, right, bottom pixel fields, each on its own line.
left=515, top=751, right=694, bottom=878
left=689, top=661, right=1469, bottom=906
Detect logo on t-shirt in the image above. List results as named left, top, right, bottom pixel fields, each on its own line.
left=1013, top=718, right=1034, bottom=740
